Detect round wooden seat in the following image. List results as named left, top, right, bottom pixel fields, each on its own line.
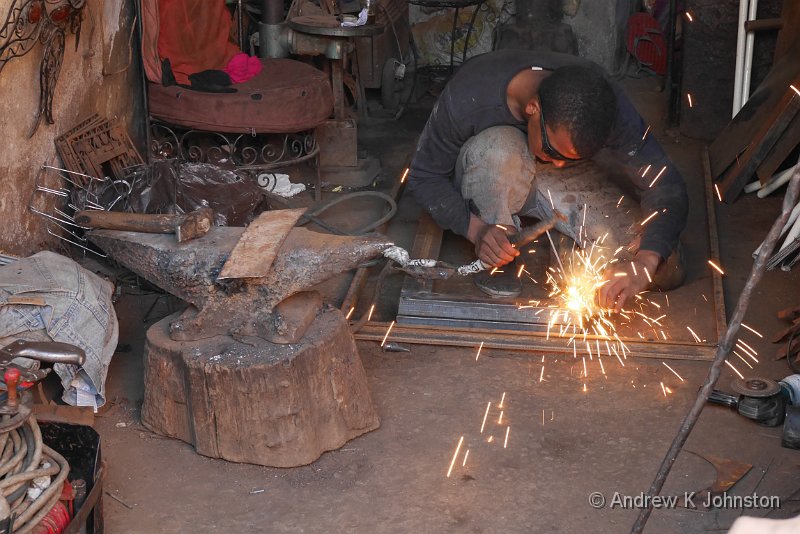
left=148, top=58, right=333, bottom=133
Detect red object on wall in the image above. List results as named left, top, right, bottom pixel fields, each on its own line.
left=626, top=12, right=667, bottom=76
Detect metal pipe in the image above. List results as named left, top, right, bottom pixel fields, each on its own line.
left=630, top=161, right=800, bottom=533
left=741, top=0, right=759, bottom=106
left=732, top=0, right=750, bottom=116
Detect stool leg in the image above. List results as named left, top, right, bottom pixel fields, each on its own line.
left=449, top=7, right=459, bottom=74
left=462, top=0, right=483, bottom=65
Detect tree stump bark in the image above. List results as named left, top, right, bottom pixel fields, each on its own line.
left=140, top=307, right=380, bottom=467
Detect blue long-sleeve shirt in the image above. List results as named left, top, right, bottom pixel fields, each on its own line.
left=407, top=49, right=688, bottom=260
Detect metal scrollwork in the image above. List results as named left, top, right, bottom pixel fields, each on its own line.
left=0, top=0, right=86, bottom=137
left=150, top=121, right=320, bottom=171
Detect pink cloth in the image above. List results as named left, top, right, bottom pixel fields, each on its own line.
left=224, top=53, right=262, bottom=84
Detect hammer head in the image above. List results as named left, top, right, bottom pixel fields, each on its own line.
left=176, top=207, right=214, bottom=242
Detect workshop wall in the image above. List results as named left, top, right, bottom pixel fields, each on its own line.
left=0, top=0, right=143, bottom=256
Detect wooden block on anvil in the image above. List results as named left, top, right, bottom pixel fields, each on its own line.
left=217, top=208, right=306, bottom=280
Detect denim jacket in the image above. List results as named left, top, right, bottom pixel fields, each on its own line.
left=0, top=251, right=118, bottom=408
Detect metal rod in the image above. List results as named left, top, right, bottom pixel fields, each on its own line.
left=631, top=161, right=800, bottom=533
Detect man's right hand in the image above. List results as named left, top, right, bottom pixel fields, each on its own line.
left=466, top=214, right=519, bottom=267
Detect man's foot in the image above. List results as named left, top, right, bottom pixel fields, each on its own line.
left=474, top=261, right=523, bottom=298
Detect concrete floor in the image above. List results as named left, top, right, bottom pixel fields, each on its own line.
left=94, top=77, right=800, bottom=533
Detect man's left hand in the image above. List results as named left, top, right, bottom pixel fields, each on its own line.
left=598, top=250, right=661, bottom=312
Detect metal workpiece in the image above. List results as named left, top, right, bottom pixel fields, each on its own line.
left=0, top=340, right=85, bottom=366
left=88, top=226, right=394, bottom=343
left=259, top=22, right=350, bottom=60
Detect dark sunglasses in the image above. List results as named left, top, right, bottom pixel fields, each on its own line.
left=539, top=108, right=581, bottom=162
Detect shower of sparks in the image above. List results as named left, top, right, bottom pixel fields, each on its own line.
left=400, top=167, right=410, bottom=183
left=462, top=449, right=470, bottom=467
left=346, top=306, right=355, bottom=320
left=367, top=304, right=376, bottom=321
left=707, top=260, right=725, bottom=275
left=724, top=360, right=745, bottom=379
left=737, top=339, right=758, bottom=356
left=499, top=392, right=506, bottom=408
left=687, top=93, right=694, bottom=108
left=475, top=341, right=484, bottom=361
left=741, top=323, right=763, bottom=338
left=380, top=321, right=396, bottom=346
left=446, top=436, right=464, bottom=477
left=685, top=11, right=693, bottom=21
left=503, top=426, right=510, bottom=448
left=662, top=362, right=684, bottom=382
left=791, top=85, right=800, bottom=97
left=480, top=402, right=491, bottom=433
left=686, top=326, right=702, bottom=343
left=714, top=184, right=722, bottom=202
left=640, top=211, right=659, bottom=226
left=660, top=382, right=667, bottom=397
left=497, top=411, right=504, bottom=424
left=648, top=166, right=667, bottom=188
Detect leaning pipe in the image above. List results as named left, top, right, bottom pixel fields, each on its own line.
left=631, top=160, right=800, bottom=534
left=732, top=0, right=750, bottom=116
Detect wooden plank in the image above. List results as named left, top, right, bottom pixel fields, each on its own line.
left=756, top=112, right=800, bottom=183
left=718, top=92, right=800, bottom=202
left=218, top=208, right=306, bottom=279
left=709, top=51, right=800, bottom=180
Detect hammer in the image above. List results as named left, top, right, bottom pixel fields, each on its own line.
left=75, top=207, right=213, bottom=243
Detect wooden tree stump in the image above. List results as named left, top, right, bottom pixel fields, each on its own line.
left=140, top=306, right=380, bottom=467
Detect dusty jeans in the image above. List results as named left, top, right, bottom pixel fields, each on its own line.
left=0, top=251, right=118, bottom=408
left=454, top=126, right=641, bottom=256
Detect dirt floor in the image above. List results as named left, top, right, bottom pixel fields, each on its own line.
left=91, top=75, right=800, bottom=533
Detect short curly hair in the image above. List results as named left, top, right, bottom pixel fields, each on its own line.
left=538, top=65, right=616, bottom=157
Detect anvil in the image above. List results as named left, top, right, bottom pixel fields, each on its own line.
left=89, top=225, right=393, bottom=343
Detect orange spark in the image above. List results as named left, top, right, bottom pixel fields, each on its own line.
left=446, top=436, right=464, bottom=478
left=475, top=341, right=484, bottom=361
left=517, top=263, right=525, bottom=278
left=480, top=402, right=491, bottom=433
left=687, top=93, right=694, bottom=108
left=503, top=426, right=510, bottom=449
left=345, top=306, right=355, bottom=320
left=660, top=382, right=667, bottom=397
left=640, top=211, right=659, bottom=226
left=707, top=260, right=724, bottom=275
left=724, top=360, right=744, bottom=380
left=741, top=323, right=763, bottom=338
left=792, top=85, right=800, bottom=97
left=648, top=166, right=667, bottom=188
left=499, top=391, right=506, bottom=408
left=685, top=11, right=693, bottom=21
left=380, top=320, right=395, bottom=346
left=714, top=183, right=722, bottom=202
left=367, top=304, right=376, bottom=321
left=497, top=410, right=504, bottom=424
left=462, top=449, right=470, bottom=467
left=662, top=362, right=684, bottom=382
left=400, top=167, right=410, bottom=183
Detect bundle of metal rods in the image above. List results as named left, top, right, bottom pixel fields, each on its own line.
left=0, top=415, right=70, bottom=533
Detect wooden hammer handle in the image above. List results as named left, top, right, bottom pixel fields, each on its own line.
left=74, top=210, right=181, bottom=234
